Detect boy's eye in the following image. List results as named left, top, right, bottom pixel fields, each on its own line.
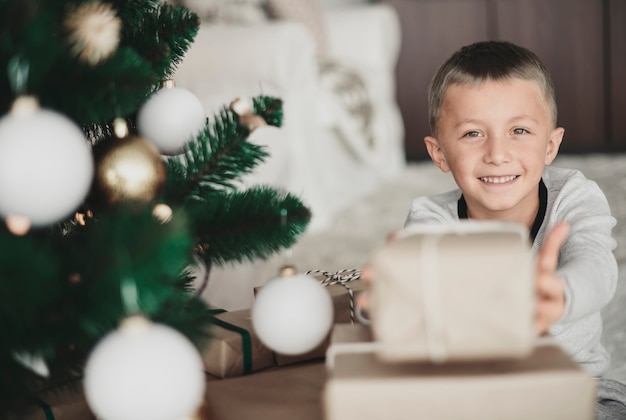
left=463, top=131, right=481, bottom=138
left=512, top=128, right=529, bottom=135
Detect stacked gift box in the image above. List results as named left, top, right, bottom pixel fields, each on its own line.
left=324, top=325, right=596, bottom=420
left=323, top=222, right=597, bottom=420
left=200, top=222, right=597, bottom=419
left=202, top=270, right=365, bottom=378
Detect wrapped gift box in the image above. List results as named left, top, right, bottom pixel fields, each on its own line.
left=18, top=383, right=94, bottom=420
left=308, top=270, right=366, bottom=324
left=324, top=324, right=596, bottom=420
left=254, top=270, right=366, bottom=366
left=272, top=334, right=330, bottom=367
left=369, top=221, right=536, bottom=363
left=202, top=309, right=275, bottom=378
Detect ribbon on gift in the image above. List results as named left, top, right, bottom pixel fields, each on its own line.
left=207, top=309, right=253, bottom=375
left=420, top=235, right=447, bottom=364
left=306, top=269, right=362, bottom=324
left=30, top=395, right=55, bottom=420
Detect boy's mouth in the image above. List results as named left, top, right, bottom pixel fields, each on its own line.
left=478, top=175, right=519, bottom=184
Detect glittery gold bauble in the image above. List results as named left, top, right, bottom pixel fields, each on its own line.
left=93, top=133, right=166, bottom=206
left=64, top=2, right=121, bottom=65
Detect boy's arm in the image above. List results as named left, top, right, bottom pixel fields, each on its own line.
left=551, top=181, right=618, bottom=324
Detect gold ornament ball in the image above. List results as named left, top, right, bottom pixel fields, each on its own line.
left=64, top=2, right=121, bottom=65
left=93, top=135, right=166, bottom=206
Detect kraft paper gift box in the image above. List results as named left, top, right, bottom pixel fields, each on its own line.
left=202, top=309, right=275, bottom=378
left=308, top=270, right=366, bottom=324
left=254, top=270, right=366, bottom=366
left=19, top=383, right=94, bottom=420
left=324, top=324, right=596, bottom=420
left=369, top=221, right=536, bottom=363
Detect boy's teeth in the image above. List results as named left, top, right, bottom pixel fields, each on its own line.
left=480, top=175, right=517, bottom=184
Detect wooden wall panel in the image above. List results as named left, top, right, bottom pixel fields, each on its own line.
left=495, top=0, right=605, bottom=152
left=610, top=0, right=626, bottom=147
left=386, top=0, right=490, bottom=160
left=384, top=0, right=621, bottom=160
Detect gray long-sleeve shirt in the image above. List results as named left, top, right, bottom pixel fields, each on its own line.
left=405, top=165, right=618, bottom=376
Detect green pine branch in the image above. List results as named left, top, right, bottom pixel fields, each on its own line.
left=46, top=48, right=158, bottom=126
left=62, top=208, right=198, bottom=338
left=115, top=0, right=199, bottom=79
left=253, top=96, right=284, bottom=127
left=0, top=206, right=213, bottom=407
left=164, top=107, right=270, bottom=203
left=0, top=0, right=200, bottom=125
left=164, top=95, right=286, bottom=205
left=162, top=95, right=310, bottom=266
left=186, top=186, right=311, bottom=266
left=0, top=0, right=67, bottom=112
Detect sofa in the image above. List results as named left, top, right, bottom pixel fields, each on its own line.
left=173, top=1, right=406, bottom=310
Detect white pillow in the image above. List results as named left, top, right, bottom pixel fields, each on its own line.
left=179, top=0, right=268, bottom=24
left=264, top=0, right=329, bottom=57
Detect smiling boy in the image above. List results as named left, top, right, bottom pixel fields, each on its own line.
left=401, top=40, right=626, bottom=418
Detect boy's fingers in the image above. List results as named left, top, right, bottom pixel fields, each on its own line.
left=535, top=298, right=563, bottom=334
left=361, top=266, right=371, bottom=285
left=386, top=230, right=401, bottom=243
left=537, top=222, right=570, bottom=274
left=536, top=275, right=564, bottom=298
left=356, top=266, right=371, bottom=310
left=357, top=266, right=373, bottom=322
left=356, top=291, right=369, bottom=310
left=535, top=223, right=569, bottom=335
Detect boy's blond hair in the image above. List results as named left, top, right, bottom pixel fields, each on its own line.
left=428, top=41, right=557, bottom=135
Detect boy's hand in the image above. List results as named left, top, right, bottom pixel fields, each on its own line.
left=355, top=230, right=400, bottom=322
left=535, top=222, right=570, bottom=335
left=357, top=224, right=571, bottom=334
left=355, top=266, right=371, bottom=314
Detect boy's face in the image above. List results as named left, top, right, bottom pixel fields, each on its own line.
left=424, top=78, right=564, bottom=226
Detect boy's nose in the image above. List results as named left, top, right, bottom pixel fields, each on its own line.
left=483, top=136, right=512, bottom=165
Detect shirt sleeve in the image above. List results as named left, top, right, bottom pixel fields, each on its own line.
left=551, top=177, right=618, bottom=324
left=404, top=191, right=461, bottom=227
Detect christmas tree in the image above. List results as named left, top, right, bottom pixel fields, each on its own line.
left=0, top=0, right=310, bottom=416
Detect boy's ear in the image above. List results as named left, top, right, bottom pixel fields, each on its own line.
left=545, top=127, right=565, bottom=165
left=424, top=136, right=450, bottom=172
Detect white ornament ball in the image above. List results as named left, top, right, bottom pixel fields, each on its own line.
left=84, top=316, right=205, bottom=420
left=252, top=273, right=334, bottom=355
left=0, top=97, right=93, bottom=226
left=137, top=86, right=205, bottom=155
